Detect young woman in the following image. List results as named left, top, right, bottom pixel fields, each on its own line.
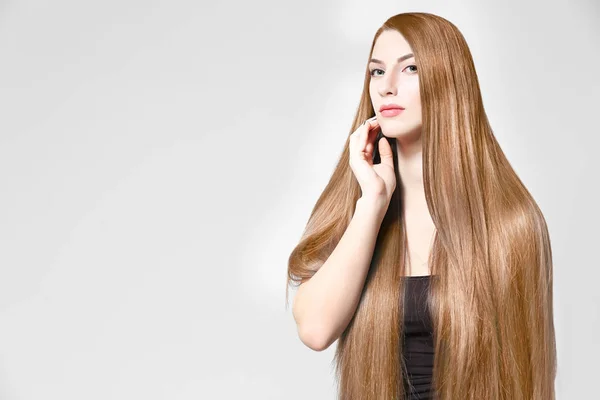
left=286, top=12, right=557, bottom=400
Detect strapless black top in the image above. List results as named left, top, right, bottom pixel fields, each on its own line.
left=402, top=275, right=435, bottom=400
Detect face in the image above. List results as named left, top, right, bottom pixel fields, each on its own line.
left=368, top=30, right=422, bottom=140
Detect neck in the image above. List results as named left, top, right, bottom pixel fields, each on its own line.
left=395, top=135, right=426, bottom=211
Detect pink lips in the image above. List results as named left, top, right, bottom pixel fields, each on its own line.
left=379, top=103, right=405, bottom=117
left=379, top=103, right=404, bottom=112
left=380, top=108, right=404, bottom=117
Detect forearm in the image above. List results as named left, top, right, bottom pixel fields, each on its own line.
left=293, top=197, right=387, bottom=350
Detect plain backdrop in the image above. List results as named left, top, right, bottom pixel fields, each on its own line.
left=0, top=0, right=598, bottom=399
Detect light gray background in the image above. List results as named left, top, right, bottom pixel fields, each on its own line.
left=0, top=1, right=598, bottom=399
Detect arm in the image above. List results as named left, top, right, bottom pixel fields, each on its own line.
left=292, top=196, right=387, bottom=351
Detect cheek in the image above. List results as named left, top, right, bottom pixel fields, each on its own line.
left=408, top=90, right=421, bottom=112
left=408, top=82, right=420, bottom=106
left=405, top=91, right=421, bottom=121
left=412, top=95, right=421, bottom=110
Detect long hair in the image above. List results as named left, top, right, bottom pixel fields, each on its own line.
left=285, top=12, right=556, bottom=400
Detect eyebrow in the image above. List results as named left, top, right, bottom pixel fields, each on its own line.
left=369, top=53, right=414, bottom=65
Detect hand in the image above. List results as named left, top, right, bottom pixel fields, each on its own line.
left=348, top=116, right=396, bottom=205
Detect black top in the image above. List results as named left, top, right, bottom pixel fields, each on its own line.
left=402, top=275, right=434, bottom=400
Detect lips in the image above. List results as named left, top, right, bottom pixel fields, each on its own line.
left=379, top=103, right=405, bottom=112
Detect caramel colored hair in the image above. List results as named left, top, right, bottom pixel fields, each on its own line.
left=286, top=12, right=556, bottom=400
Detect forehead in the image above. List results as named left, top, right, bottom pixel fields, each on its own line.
left=371, top=30, right=412, bottom=60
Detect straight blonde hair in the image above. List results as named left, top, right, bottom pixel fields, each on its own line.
left=286, top=12, right=557, bottom=400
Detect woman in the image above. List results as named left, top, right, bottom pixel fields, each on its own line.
left=286, top=12, right=557, bottom=400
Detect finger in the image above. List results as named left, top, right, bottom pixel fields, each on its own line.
left=349, top=129, right=360, bottom=155
left=364, top=128, right=379, bottom=155
left=364, top=127, right=380, bottom=156
left=350, top=117, right=377, bottom=156
left=378, top=136, right=394, bottom=167
left=361, top=116, right=377, bottom=128
left=360, top=118, right=378, bottom=149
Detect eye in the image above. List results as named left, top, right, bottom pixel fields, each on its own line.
left=369, top=64, right=418, bottom=77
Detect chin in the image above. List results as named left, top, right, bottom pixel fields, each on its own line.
left=380, top=125, right=422, bottom=140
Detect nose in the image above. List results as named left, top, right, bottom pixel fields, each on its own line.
left=378, top=73, right=398, bottom=97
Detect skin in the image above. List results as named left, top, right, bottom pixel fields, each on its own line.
left=368, top=29, right=436, bottom=276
